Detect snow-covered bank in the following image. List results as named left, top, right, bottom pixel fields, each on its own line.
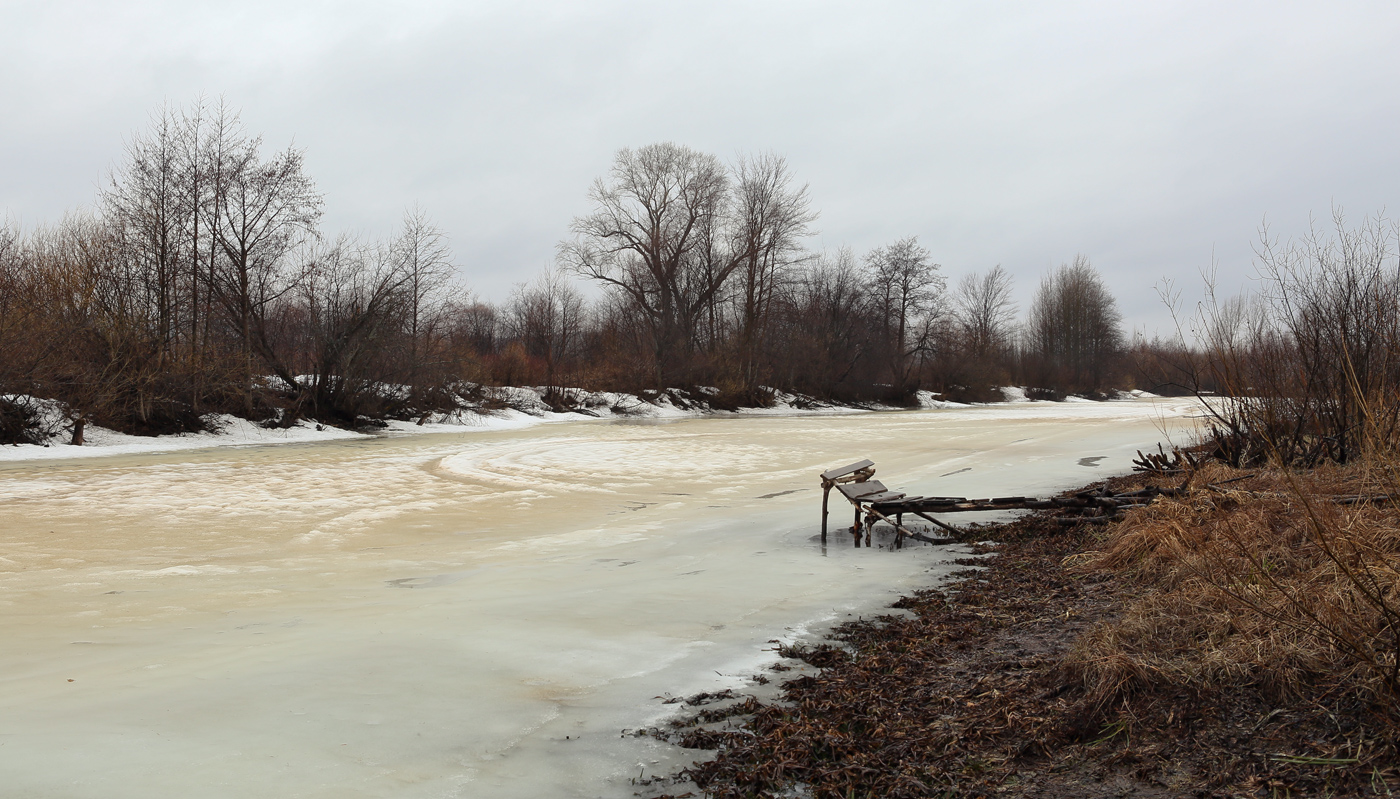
left=0, top=385, right=1160, bottom=463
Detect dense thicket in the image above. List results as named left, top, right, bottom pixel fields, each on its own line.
left=1176, top=212, right=1400, bottom=465
left=0, top=104, right=1144, bottom=444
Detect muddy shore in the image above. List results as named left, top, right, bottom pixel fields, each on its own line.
left=650, top=469, right=1400, bottom=799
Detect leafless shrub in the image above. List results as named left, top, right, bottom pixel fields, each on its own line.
left=1196, top=211, right=1400, bottom=466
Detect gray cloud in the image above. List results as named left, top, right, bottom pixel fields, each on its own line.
left=5, top=1, right=1400, bottom=335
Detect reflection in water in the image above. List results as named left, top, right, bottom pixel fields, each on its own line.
left=0, top=400, right=1197, bottom=798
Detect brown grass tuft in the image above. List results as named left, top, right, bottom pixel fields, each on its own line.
left=1065, top=460, right=1400, bottom=714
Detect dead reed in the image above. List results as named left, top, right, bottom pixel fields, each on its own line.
left=1067, top=459, right=1400, bottom=725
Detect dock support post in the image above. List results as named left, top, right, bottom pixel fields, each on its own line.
left=821, top=482, right=831, bottom=545
left=860, top=505, right=919, bottom=549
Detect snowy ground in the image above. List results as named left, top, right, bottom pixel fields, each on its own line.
left=0, top=385, right=1158, bottom=462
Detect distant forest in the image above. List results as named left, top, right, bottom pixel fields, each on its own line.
left=0, top=102, right=1196, bottom=442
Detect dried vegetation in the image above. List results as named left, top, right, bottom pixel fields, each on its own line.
left=657, top=464, right=1400, bottom=798
left=1072, top=461, right=1400, bottom=710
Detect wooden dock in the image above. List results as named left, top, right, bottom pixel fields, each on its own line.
left=819, top=459, right=1172, bottom=548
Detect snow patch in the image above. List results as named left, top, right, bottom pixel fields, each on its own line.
left=914, top=390, right=971, bottom=409
left=999, top=387, right=1031, bottom=403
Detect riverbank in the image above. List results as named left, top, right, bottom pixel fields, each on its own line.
left=653, top=465, right=1400, bottom=798
left=0, top=385, right=1157, bottom=462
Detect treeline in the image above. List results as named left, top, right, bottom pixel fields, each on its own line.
left=0, top=103, right=1144, bottom=443
left=551, top=143, right=1129, bottom=403
left=0, top=101, right=477, bottom=442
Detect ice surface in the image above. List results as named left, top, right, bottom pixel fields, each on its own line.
left=0, top=399, right=1200, bottom=797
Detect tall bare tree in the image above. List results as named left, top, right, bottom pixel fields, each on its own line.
left=207, top=134, right=323, bottom=409
left=102, top=105, right=187, bottom=359
left=1025, top=255, right=1123, bottom=390
left=391, top=206, right=454, bottom=364
left=559, top=142, right=735, bottom=384
left=729, top=152, right=817, bottom=386
left=953, top=265, right=1017, bottom=358
left=865, top=237, right=944, bottom=391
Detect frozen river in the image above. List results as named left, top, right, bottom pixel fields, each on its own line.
left=0, top=399, right=1198, bottom=798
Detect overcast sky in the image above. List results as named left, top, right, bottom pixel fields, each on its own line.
left=5, top=1, right=1400, bottom=335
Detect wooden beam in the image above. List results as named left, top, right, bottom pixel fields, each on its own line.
left=910, top=509, right=967, bottom=538
left=821, top=484, right=831, bottom=544
left=821, top=459, right=875, bottom=482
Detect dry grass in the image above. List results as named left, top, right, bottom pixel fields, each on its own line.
left=658, top=472, right=1400, bottom=797
left=1066, top=459, right=1400, bottom=719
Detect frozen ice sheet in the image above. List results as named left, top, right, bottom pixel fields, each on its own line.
left=0, top=399, right=1199, bottom=797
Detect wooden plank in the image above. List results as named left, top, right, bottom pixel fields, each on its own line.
left=888, top=497, right=966, bottom=508
left=872, top=497, right=930, bottom=509
left=821, top=459, right=874, bottom=481
left=838, top=480, right=889, bottom=500
left=858, top=490, right=906, bottom=503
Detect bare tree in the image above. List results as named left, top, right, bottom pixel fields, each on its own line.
left=782, top=247, right=873, bottom=396
left=865, top=237, right=944, bottom=391
left=296, top=237, right=414, bottom=423
left=1193, top=210, right=1400, bottom=464
left=0, top=219, right=30, bottom=395
left=559, top=142, right=734, bottom=384
left=1025, top=255, right=1123, bottom=390
left=729, top=152, right=817, bottom=386
left=23, top=214, right=145, bottom=439
left=506, top=268, right=586, bottom=395
left=102, top=104, right=188, bottom=359
left=207, top=134, right=323, bottom=409
left=391, top=206, right=455, bottom=365
left=953, top=265, right=1017, bottom=358
left=450, top=300, right=500, bottom=358
left=733, top=152, right=817, bottom=389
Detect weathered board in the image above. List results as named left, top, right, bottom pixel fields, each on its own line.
left=837, top=480, right=890, bottom=500
left=820, top=459, right=874, bottom=482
